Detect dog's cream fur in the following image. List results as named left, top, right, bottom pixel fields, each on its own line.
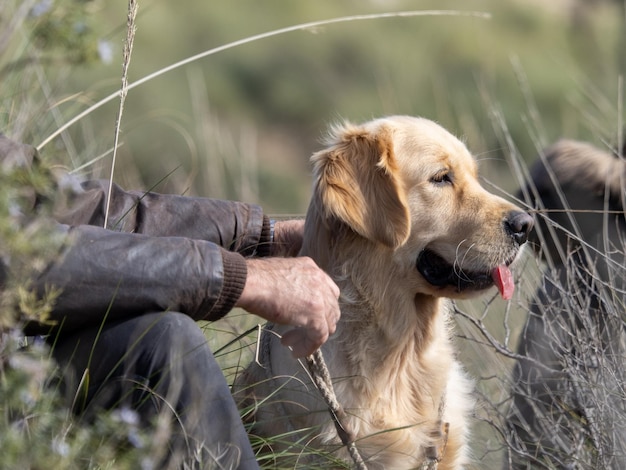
left=236, top=116, right=531, bottom=469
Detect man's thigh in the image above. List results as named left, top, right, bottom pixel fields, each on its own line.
left=52, top=312, right=258, bottom=469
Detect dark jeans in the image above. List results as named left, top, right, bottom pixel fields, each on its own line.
left=52, top=312, right=259, bottom=470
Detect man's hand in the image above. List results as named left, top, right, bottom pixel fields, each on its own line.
left=271, top=219, right=304, bottom=257
left=235, top=257, right=340, bottom=358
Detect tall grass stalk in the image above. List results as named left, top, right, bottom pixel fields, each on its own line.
left=36, top=9, right=490, bottom=151
left=104, top=0, right=138, bottom=228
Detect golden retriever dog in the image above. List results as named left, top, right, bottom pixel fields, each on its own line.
left=508, top=139, right=626, bottom=469
left=236, top=115, right=533, bottom=469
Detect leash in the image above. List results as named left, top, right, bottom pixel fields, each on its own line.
left=305, top=349, right=368, bottom=470
left=305, top=350, right=449, bottom=470
left=259, top=325, right=448, bottom=469
left=259, top=324, right=367, bottom=469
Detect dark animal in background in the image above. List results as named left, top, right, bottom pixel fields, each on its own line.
left=507, top=139, right=626, bottom=469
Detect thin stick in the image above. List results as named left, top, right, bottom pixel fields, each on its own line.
left=37, top=10, right=490, bottom=151
left=306, top=350, right=368, bottom=470
left=618, top=75, right=623, bottom=159
left=104, top=0, right=138, bottom=228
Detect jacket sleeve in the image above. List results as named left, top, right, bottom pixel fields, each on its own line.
left=56, top=179, right=272, bottom=257
left=1, top=136, right=272, bottom=335
left=24, top=223, right=249, bottom=336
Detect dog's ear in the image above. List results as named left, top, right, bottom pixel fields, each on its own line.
left=311, top=122, right=410, bottom=248
left=543, top=139, right=626, bottom=212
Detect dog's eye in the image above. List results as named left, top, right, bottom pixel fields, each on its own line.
left=430, top=171, right=453, bottom=186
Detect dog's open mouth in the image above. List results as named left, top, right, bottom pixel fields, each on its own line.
left=416, top=249, right=516, bottom=299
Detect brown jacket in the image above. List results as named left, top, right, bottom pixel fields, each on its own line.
left=0, top=135, right=271, bottom=336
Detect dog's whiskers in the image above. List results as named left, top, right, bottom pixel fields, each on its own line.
left=454, top=240, right=476, bottom=282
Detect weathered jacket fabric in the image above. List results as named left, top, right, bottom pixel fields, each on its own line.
left=0, top=135, right=271, bottom=336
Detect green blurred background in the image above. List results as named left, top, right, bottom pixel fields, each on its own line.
left=2, top=1, right=625, bottom=466
left=2, top=0, right=625, bottom=214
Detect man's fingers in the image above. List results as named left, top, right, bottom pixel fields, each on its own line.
left=281, top=326, right=329, bottom=358
left=329, top=278, right=340, bottom=299
left=281, top=328, right=309, bottom=358
left=240, top=256, right=341, bottom=357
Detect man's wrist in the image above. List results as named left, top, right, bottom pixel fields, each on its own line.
left=269, top=218, right=276, bottom=244
left=271, top=219, right=305, bottom=257
left=256, top=215, right=273, bottom=257
left=206, top=250, right=247, bottom=321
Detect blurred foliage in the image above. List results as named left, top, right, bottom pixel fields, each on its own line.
left=29, top=0, right=105, bottom=65
left=1, top=3, right=152, bottom=467
left=3, top=0, right=626, bottom=212
left=0, top=141, right=61, bottom=329
left=0, top=338, right=153, bottom=470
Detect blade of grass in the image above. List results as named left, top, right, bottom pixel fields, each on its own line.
left=104, top=0, right=138, bottom=228
left=36, top=9, right=491, bottom=151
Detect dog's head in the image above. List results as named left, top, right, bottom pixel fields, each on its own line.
left=519, top=139, right=626, bottom=268
left=304, top=115, right=533, bottom=301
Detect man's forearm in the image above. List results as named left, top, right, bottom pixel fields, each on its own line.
left=57, top=179, right=272, bottom=256
left=25, top=224, right=247, bottom=336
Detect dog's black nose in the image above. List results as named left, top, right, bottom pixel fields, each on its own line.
left=505, top=210, right=534, bottom=245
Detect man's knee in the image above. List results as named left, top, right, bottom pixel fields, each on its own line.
left=52, top=312, right=257, bottom=469
left=131, top=311, right=204, bottom=342
left=125, top=312, right=210, bottom=366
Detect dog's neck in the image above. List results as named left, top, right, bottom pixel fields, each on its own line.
left=301, top=215, right=450, bottom=385
left=300, top=218, right=454, bottom=450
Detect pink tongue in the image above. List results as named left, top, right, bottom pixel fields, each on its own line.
left=491, top=265, right=514, bottom=300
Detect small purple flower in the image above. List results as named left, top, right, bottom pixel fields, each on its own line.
left=98, top=39, right=114, bottom=64
left=30, top=0, right=53, bottom=18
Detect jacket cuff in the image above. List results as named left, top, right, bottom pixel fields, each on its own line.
left=255, top=215, right=272, bottom=257
left=206, top=249, right=247, bottom=321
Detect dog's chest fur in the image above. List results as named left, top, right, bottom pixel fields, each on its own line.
left=318, top=295, right=472, bottom=469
